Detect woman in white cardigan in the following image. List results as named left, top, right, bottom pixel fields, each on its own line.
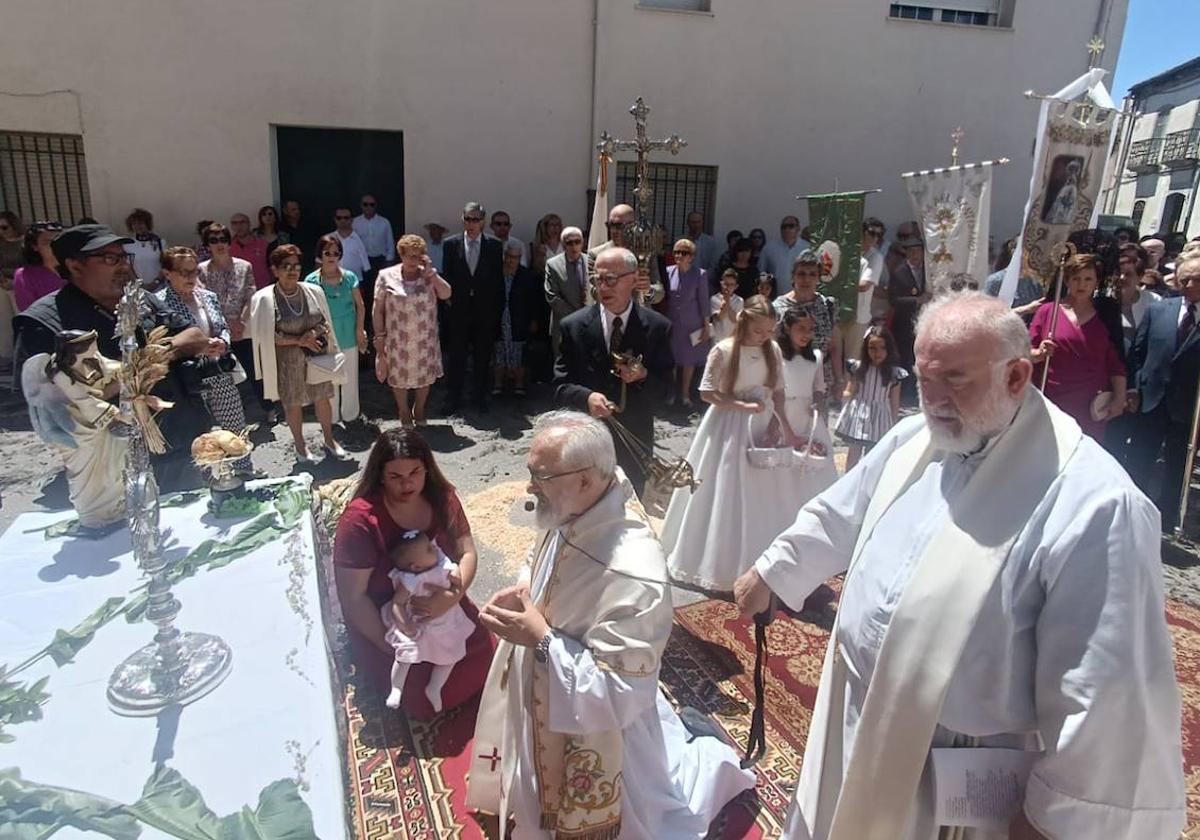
left=250, top=244, right=346, bottom=462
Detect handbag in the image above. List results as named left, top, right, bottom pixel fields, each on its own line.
left=306, top=351, right=347, bottom=385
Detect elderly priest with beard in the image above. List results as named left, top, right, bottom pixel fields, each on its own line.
left=735, top=292, right=1185, bottom=840
left=469, top=410, right=754, bottom=839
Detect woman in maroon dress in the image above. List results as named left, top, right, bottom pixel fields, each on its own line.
left=1029, top=253, right=1127, bottom=440
left=334, top=429, right=494, bottom=718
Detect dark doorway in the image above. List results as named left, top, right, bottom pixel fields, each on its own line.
left=275, top=126, right=404, bottom=238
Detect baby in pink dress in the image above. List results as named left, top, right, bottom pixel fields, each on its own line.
left=382, top=529, right=476, bottom=712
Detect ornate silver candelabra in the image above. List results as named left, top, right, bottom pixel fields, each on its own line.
left=597, top=97, right=687, bottom=300
left=107, top=280, right=232, bottom=716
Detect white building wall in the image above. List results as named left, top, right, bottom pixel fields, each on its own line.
left=1, top=0, right=1124, bottom=248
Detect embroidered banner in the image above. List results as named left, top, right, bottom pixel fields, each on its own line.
left=806, top=192, right=866, bottom=322
left=1000, top=69, right=1118, bottom=302
left=903, top=164, right=994, bottom=295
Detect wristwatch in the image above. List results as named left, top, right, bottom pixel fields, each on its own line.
left=533, top=631, right=554, bottom=664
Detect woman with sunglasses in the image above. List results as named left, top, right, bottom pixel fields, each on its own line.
left=199, top=223, right=267, bottom=419
left=254, top=205, right=291, bottom=264
left=157, top=246, right=254, bottom=475
left=665, top=238, right=711, bottom=409
left=13, top=221, right=65, bottom=312
left=306, top=233, right=367, bottom=423
left=249, top=244, right=345, bottom=462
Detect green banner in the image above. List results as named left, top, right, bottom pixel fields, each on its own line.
left=807, top=192, right=866, bottom=324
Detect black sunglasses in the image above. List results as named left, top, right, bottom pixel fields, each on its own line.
left=207, top=235, right=231, bottom=244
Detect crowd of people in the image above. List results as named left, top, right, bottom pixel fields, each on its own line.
left=3, top=192, right=1198, bottom=837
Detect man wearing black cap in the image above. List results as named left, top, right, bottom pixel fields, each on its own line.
left=16, top=224, right=214, bottom=487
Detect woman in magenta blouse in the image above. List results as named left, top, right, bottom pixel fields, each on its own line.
left=12, top=221, right=65, bottom=312
left=1029, top=253, right=1127, bottom=440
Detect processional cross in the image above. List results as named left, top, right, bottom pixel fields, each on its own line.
left=596, top=98, right=687, bottom=288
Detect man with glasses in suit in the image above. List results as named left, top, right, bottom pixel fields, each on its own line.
left=554, top=246, right=673, bottom=497
left=442, top=201, right=505, bottom=414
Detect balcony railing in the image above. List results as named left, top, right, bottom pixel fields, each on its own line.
left=1162, top=128, right=1200, bottom=164
left=1127, top=137, right=1163, bottom=172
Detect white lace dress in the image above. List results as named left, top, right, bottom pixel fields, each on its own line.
left=662, top=339, right=835, bottom=593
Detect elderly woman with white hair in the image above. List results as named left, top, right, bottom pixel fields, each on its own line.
left=543, top=225, right=589, bottom=352
left=470, top=409, right=755, bottom=838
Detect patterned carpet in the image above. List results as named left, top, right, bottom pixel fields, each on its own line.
left=339, top=586, right=1200, bottom=838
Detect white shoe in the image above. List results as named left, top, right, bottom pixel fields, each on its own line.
left=385, top=688, right=402, bottom=710
left=324, top=442, right=349, bottom=459
left=295, top=445, right=316, bottom=463
left=426, top=686, right=444, bottom=714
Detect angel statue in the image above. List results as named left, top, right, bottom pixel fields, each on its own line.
left=22, top=329, right=131, bottom=532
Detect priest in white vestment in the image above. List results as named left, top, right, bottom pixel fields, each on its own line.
left=735, top=292, right=1186, bottom=840
left=469, top=410, right=755, bottom=839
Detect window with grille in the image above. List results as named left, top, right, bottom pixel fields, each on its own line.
left=0, top=132, right=92, bottom=225
left=614, top=162, right=718, bottom=238
left=889, top=2, right=1002, bottom=26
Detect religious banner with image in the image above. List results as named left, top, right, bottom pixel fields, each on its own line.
left=1000, top=69, right=1118, bottom=302
left=807, top=192, right=865, bottom=322
left=903, top=164, right=995, bottom=294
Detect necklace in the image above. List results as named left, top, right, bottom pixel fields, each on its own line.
left=276, top=285, right=304, bottom=318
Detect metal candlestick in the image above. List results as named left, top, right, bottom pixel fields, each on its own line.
left=597, top=97, right=687, bottom=301
left=107, top=280, right=232, bottom=716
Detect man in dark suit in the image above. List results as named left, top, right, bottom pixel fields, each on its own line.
left=441, top=201, right=505, bottom=413
left=1127, top=255, right=1200, bottom=531
left=554, top=247, right=673, bottom=496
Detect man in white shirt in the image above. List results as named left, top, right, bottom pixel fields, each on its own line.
left=490, top=210, right=527, bottom=267
left=423, top=222, right=446, bottom=272
left=683, top=210, right=719, bottom=275
left=469, top=410, right=754, bottom=838
left=735, top=291, right=1185, bottom=840
left=330, top=208, right=371, bottom=280
left=352, top=194, right=395, bottom=345
left=845, top=217, right=885, bottom=362
left=761, top=215, right=812, bottom=297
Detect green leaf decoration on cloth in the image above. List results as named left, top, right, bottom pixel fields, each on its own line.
left=46, top=597, right=128, bottom=667
left=0, top=766, right=317, bottom=840
left=0, top=481, right=313, bottom=742
left=0, top=767, right=141, bottom=840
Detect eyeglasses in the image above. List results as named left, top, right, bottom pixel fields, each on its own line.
left=279, top=262, right=303, bottom=271
left=528, top=465, right=591, bottom=484
left=563, top=238, right=583, bottom=246
left=321, top=250, right=342, bottom=258
left=607, top=221, right=626, bottom=230
left=335, top=215, right=351, bottom=221
left=595, top=270, right=635, bottom=287
left=673, top=250, right=694, bottom=257
left=362, top=201, right=376, bottom=207
left=464, top=215, right=484, bottom=223
left=207, top=235, right=231, bottom=244
left=87, top=251, right=135, bottom=266
left=173, top=268, right=201, bottom=279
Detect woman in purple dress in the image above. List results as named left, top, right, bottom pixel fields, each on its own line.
left=1029, top=253, right=1127, bottom=441
left=666, top=238, right=711, bottom=410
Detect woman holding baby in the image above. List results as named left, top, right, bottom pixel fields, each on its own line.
left=333, top=428, right=495, bottom=718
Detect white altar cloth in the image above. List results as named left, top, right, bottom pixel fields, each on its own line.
left=0, top=477, right=347, bottom=839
